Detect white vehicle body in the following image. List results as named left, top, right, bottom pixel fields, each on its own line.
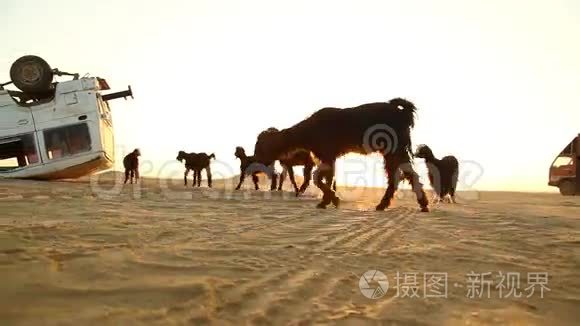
left=0, top=78, right=117, bottom=179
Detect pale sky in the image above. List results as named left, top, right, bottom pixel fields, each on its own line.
left=2, top=0, right=579, bottom=192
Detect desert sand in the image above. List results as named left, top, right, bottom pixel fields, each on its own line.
left=0, top=173, right=579, bottom=325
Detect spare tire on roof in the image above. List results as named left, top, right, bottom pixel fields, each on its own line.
left=10, top=55, right=54, bottom=94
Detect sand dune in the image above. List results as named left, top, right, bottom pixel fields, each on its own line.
left=0, top=174, right=579, bottom=325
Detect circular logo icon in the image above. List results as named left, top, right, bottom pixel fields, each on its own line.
left=359, top=269, right=389, bottom=299
left=362, top=124, right=399, bottom=155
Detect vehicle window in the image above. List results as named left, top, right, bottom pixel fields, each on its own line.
left=552, top=156, right=573, bottom=168
left=0, top=134, right=39, bottom=171
left=44, top=123, right=91, bottom=160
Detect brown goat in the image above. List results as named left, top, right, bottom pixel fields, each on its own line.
left=278, top=149, right=315, bottom=194
left=254, top=98, right=429, bottom=212
left=262, top=127, right=336, bottom=196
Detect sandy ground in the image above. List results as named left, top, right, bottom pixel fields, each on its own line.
left=0, top=173, right=579, bottom=326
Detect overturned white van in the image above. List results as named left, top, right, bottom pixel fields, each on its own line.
left=0, top=55, right=133, bottom=180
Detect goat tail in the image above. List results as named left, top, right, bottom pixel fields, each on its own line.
left=389, top=97, right=417, bottom=128
left=209, top=153, right=216, bottom=159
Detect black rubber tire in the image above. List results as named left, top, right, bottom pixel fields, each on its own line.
left=559, top=179, right=576, bottom=196
left=10, top=55, right=54, bottom=94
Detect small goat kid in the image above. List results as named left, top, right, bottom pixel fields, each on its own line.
left=260, top=127, right=335, bottom=196
left=414, top=145, right=459, bottom=203
left=176, top=151, right=215, bottom=187
left=278, top=149, right=315, bottom=195
left=234, top=146, right=277, bottom=191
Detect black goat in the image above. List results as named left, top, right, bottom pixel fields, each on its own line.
left=254, top=98, right=429, bottom=211
left=176, top=151, right=215, bottom=187
left=415, top=145, right=459, bottom=203
left=234, top=146, right=277, bottom=191
left=123, top=148, right=141, bottom=184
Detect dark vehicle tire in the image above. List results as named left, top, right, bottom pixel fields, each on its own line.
left=559, top=179, right=576, bottom=196
left=10, top=55, right=54, bottom=94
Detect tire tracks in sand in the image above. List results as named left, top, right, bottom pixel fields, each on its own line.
left=210, top=206, right=419, bottom=323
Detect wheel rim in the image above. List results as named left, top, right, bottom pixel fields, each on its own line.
left=18, top=62, right=43, bottom=86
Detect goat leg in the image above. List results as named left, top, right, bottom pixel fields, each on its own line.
left=376, top=157, right=401, bottom=211
left=184, top=169, right=190, bottom=186
left=403, top=167, right=429, bottom=212
left=270, top=171, right=278, bottom=191
left=314, top=162, right=339, bottom=208
left=206, top=167, right=212, bottom=188
left=297, top=165, right=313, bottom=196
left=252, top=173, right=260, bottom=190
left=124, top=169, right=130, bottom=184
left=196, top=170, right=202, bottom=187
left=287, top=167, right=300, bottom=194
left=235, top=173, right=245, bottom=190
left=278, top=168, right=287, bottom=191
